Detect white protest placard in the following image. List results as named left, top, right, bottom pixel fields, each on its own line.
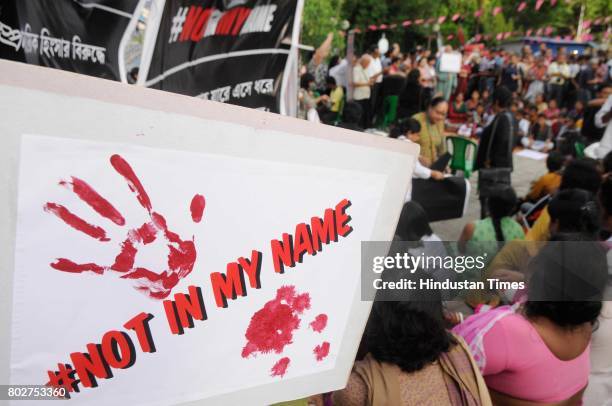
left=0, top=59, right=417, bottom=405
left=439, top=52, right=462, bottom=73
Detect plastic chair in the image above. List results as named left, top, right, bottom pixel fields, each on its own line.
left=574, top=141, right=585, bottom=158
left=377, top=95, right=399, bottom=129
left=445, top=136, right=478, bottom=179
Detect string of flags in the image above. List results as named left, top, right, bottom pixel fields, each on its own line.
left=354, top=19, right=609, bottom=42
left=350, top=0, right=611, bottom=42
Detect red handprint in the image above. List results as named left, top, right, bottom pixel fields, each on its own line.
left=241, top=285, right=330, bottom=377
left=44, top=154, right=204, bottom=300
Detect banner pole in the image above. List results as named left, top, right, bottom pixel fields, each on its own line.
left=136, top=0, right=166, bottom=86
left=118, top=0, right=148, bottom=83
left=279, top=0, right=304, bottom=116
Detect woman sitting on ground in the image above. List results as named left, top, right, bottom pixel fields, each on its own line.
left=458, top=185, right=525, bottom=258
left=454, top=235, right=608, bottom=406
left=334, top=291, right=492, bottom=406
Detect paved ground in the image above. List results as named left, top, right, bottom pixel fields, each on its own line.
left=431, top=153, right=547, bottom=241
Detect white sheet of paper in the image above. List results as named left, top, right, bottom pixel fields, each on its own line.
left=439, top=52, right=462, bottom=73
left=515, top=149, right=548, bottom=160
left=11, top=135, right=384, bottom=405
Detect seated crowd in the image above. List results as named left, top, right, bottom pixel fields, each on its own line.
left=293, top=40, right=612, bottom=405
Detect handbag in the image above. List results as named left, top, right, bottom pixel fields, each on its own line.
left=478, top=112, right=513, bottom=198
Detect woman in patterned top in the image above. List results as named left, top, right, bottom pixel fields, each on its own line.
left=333, top=294, right=491, bottom=406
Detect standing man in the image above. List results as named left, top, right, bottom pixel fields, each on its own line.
left=585, top=94, right=612, bottom=160
left=436, top=45, right=458, bottom=101
left=367, top=45, right=384, bottom=128
left=353, top=54, right=373, bottom=130
left=475, top=86, right=515, bottom=218
left=500, top=53, right=521, bottom=95
left=547, top=52, right=571, bottom=108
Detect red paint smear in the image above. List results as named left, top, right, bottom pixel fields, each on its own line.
left=110, top=154, right=152, bottom=212
left=111, top=239, right=137, bottom=272
left=151, top=211, right=197, bottom=278
left=51, top=258, right=105, bottom=275
left=44, top=203, right=109, bottom=241
left=242, top=286, right=311, bottom=358
left=60, top=177, right=125, bottom=225
left=313, top=342, right=330, bottom=361
left=310, top=314, right=328, bottom=333
left=190, top=194, right=205, bottom=223
left=129, top=222, right=158, bottom=244
left=270, top=357, right=290, bottom=377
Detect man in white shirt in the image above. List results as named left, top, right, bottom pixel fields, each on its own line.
left=585, top=94, right=612, bottom=159
left=367, top=45, right=383, bottom=128
left=547, top=53, right=571, bottom=107
left=353, top=55, right=372, bottom=129
left=329, top=58, right=349, bottom=90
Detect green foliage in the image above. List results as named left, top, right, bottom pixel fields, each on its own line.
left=301, top=0, right=611, bottom=53
left=301, top=0, right=345, bottom=52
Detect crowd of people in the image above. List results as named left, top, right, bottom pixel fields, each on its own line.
left=293, top=39, right=612, bottom=406
left=300, top=40, right=612, bottom=160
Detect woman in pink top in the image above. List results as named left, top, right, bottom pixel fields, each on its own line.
left=454, top=236, right=608, bottom=405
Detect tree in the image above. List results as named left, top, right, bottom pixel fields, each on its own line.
left=303, top=0, right=612, bottom=54
left=301, top=0, right=345, bottom=52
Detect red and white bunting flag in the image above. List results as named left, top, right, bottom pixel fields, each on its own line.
left=414, top=19, right=424, bottom=25
left=550, top=0, right=557, bottom=6
left=368, top=24, right=378, bottom=31
left=593, top=18, right=602, bottom=25
left=458, top=26, right=466, bottom=44
left=536, top=28, right=543, bottom=36
left=517, top=2, right=527, bottom=12
left=447, top=34, right=455, bottom=40
left=474, top=9, right=483, bottom=18
left=354, top=28, right=361, bottom=33
left=474, top=34, right=482, bottom=42
left=390, top=23, right=397, bottom=29
left=583, top=20, right=591, bottom=29
left=452, top=13, right=461, bottom=22
left=544, top=26, right=553, bottom=35
left=496, top=33, right=503, bottom=40
left=492, top=6, right=502, bottom=16
left=438, top=16, right=447, bottom=24
left=402, top=20, right=412, bottom=27
left=535, top=0, right=545, bottom=10
left=526, top=29, right=533, bottom=36
left=379, top=24, right=388, bottom=30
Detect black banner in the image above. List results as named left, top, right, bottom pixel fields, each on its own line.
left=0, top=0, right=140, bottom=81
left=142, top=0, right=298, bottom=113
